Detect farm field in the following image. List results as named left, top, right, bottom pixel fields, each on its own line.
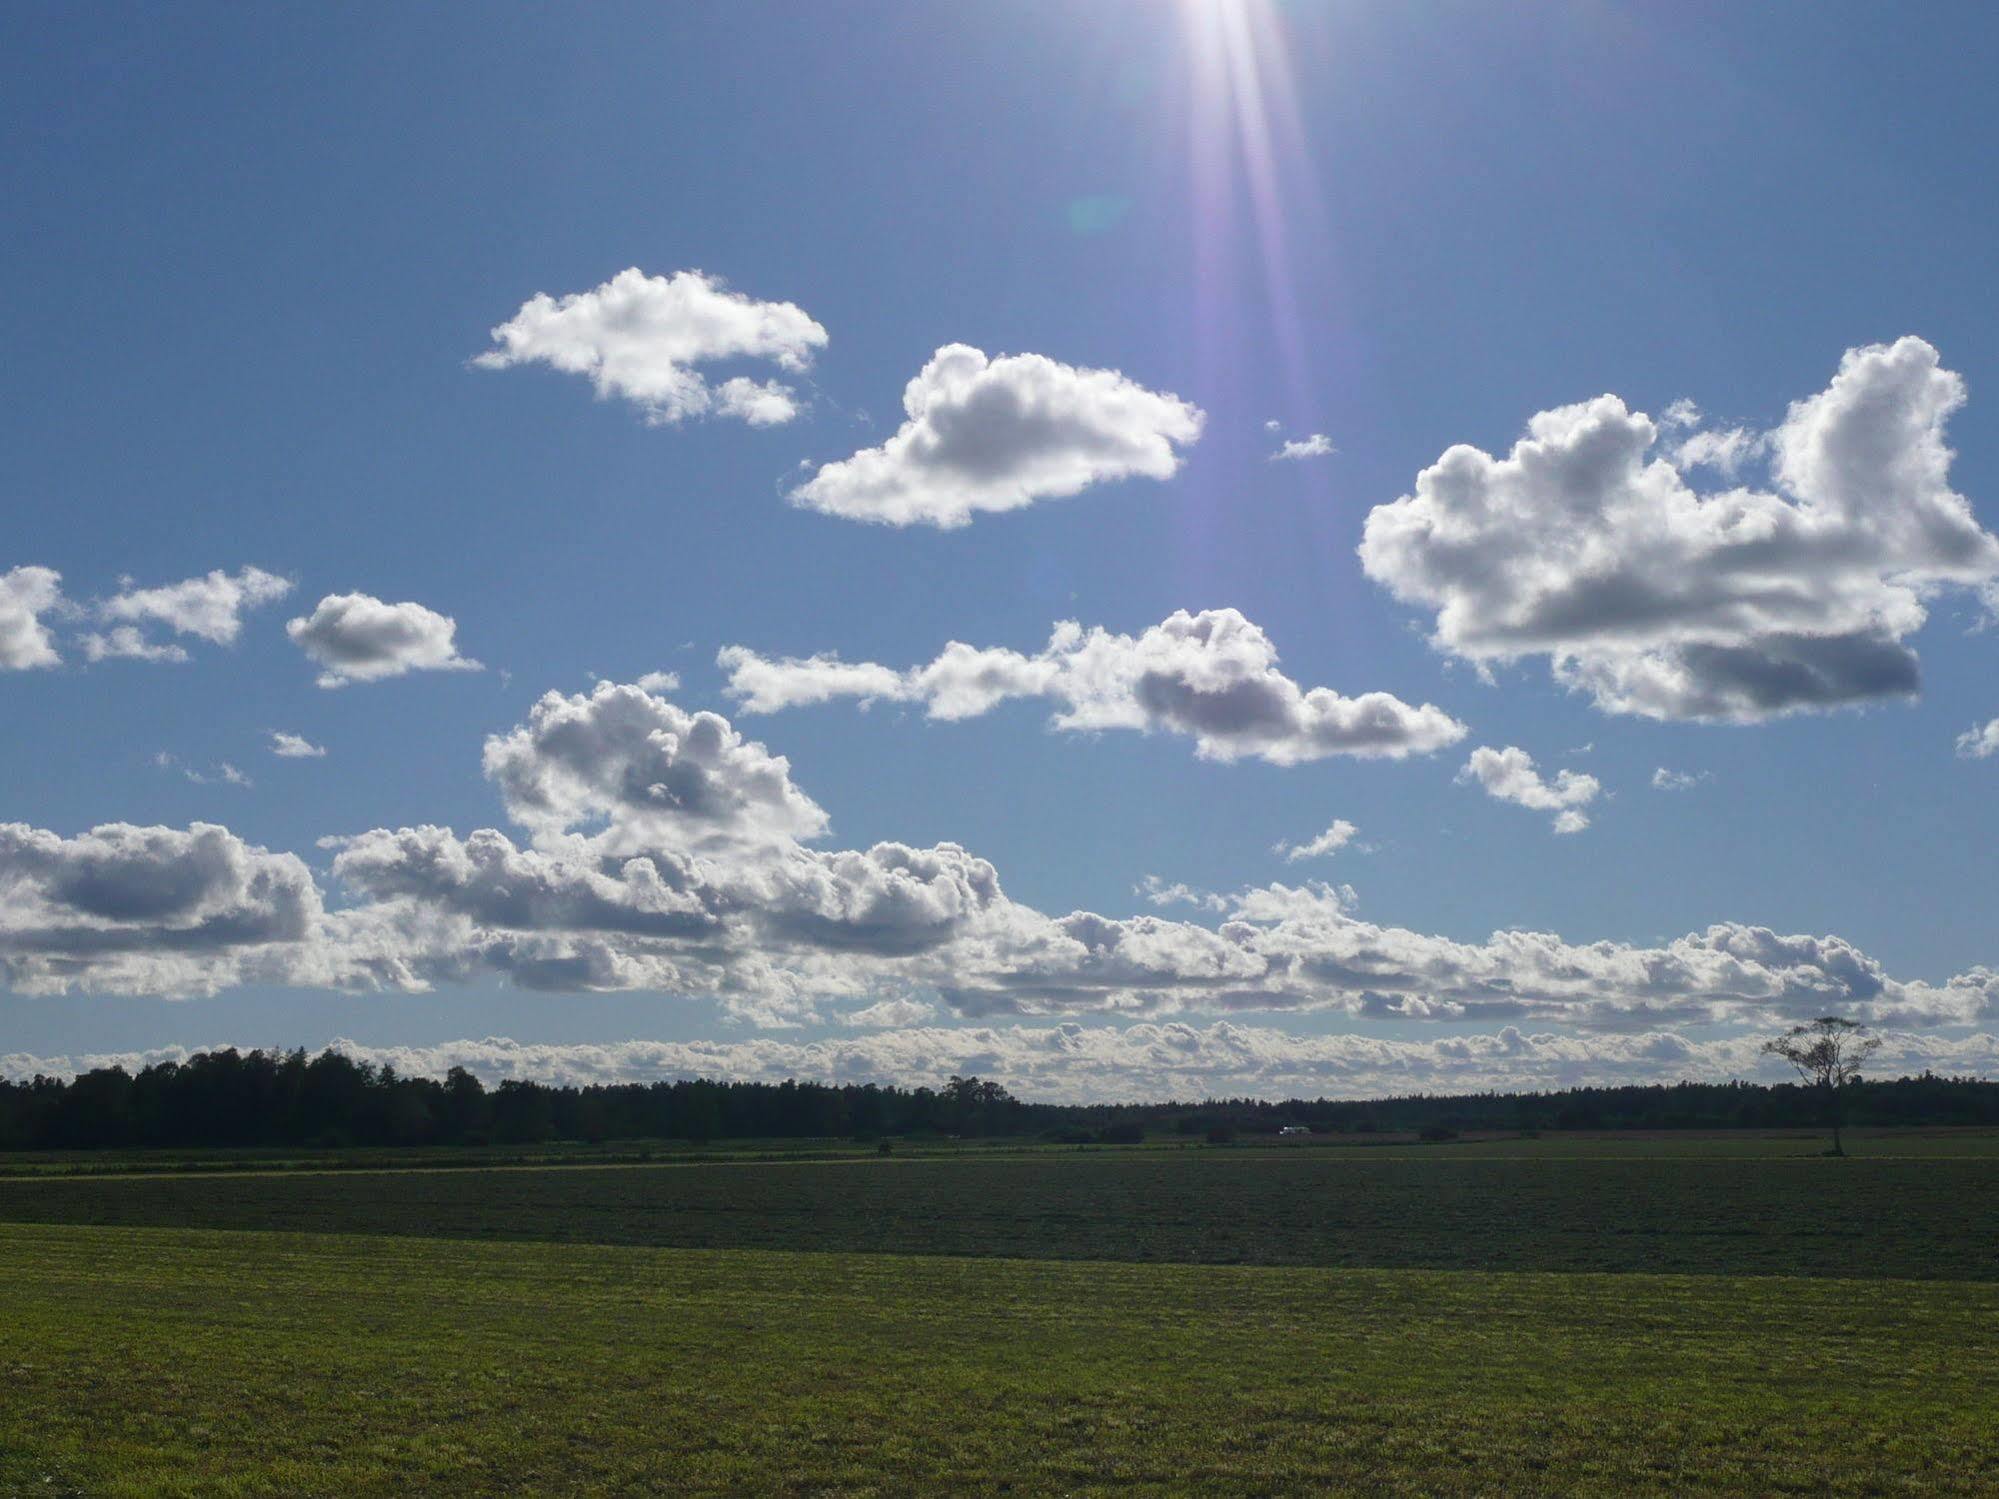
left=2, top=1221, right=1996, bottom=1496
left=4, top=1137, right=1995, bottom=1493
left=2, top=1135, right=1996, bottom=1278
left=5, top=1124, right=1997, bottom=1178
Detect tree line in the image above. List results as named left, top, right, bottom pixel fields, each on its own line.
left=1, top=1046, right=1995, bottom=1152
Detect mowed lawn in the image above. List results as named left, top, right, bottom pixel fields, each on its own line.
left=3, top=1142, right=1997, bottom=1278
left=3, top=1221, right=1996, bottom=1497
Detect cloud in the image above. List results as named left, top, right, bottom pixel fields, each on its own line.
left=473, top=268, right=826, bottom=426
left=1651, top=767, right=1711, bottom=791
left=0, top=822, right=319, bottom=996
left=9, top=679, right=1998, bottom=1042
left=1459, top=746, right=1600, bottom=833
left=843, top=997, right=938, bottom=1029
left=270, top=732, right=326, bottom=759
left=286, top=593, right=482, bottom=687
left=1958, top=719, right=1999, bottom=760
left=153, top=754, right=251, bottom=788
left=634, top=670, right=681, bottom=693
left=480, top=682, right=831, bottom=853
left=1276, top=819, right=1359, bottom=863
left=1670, top=425, right=1764, bottom=478
left=720, top=608, right=1467, bottom=765
left=1359, top=338, right=1999, bottom=721
left=0, top=566, right=65, bottom=670
left=85, top=567, right=291, bottom=662
left=1136, top=876, right=1230, bottom=913
left=331, top=824, right=718, bottom=943
left=316, top=683, right=1991, bottom=1031
left=790, top=344, right=1204, bottom=527
left=1271, top=433, right=1335, bottom=462
left=12, top=1023, right=1994, bottom=1101
left=81, top=627, right=189, bottom=664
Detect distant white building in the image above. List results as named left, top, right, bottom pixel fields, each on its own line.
left=1277, top=1125, right=1310, bottom=1137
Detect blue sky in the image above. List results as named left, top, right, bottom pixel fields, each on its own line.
left=4, top=1, right=1997, bottom=1099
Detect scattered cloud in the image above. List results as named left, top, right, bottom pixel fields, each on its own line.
left=81, top=627, right=189, bottom=664
left=84, top=567, right=292, bottom=662
left=1459, top=746, right=1600, bottom=833
left=5, top=681, right=1998, bottom=1040
left=1651, top=767, right=1711, bottom=791
left=156, top=754, right=253, bottom=788
left=0, top=566, right=65, bottom=671
left=481, top=682, right=830, bottom=852
left=1670, top=425, right=1764, bottom=478
left=1270, top=433, right=1335, bottom=462
left=1136, top=876, right=1230, bottom=913
left=720, top=608, right=1467, bottom=765
left=0, top=821, right=316, bottom=996
left=790, top=344, right=1203, bottom=527
left=1360, top=338, right=1999, bottom=721
left=286, top=593, right=482, bottom=688
left=270, top=732, right=326, bottom=760
left=1957, top=719, right=1999, bottom=760
left=843, top=997, right=938, bottom=1029
left=634, top=670, right=681, bottom=693
left=1275, top=819, right=1360, bottom=863
left=473, top=268, right=826, bottom=426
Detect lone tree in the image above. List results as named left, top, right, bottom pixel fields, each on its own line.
left=1762, top=1016, right=1881, bottom=1156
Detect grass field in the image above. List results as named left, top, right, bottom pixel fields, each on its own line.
left=3, top=1137, right=1996, bottom=1278
left=2, top=1134, right=1995, bottom=1493
left=4, top=1125, right=1993, bottom=1178
left=3, top=1223, right=1996, bottom=1496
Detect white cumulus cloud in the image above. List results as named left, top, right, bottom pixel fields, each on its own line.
left=1136, top=876, right=1230, bottom=913
left=9, top=679, right=1999, bottom=1047
left=791, top=344, right=1204, bottom=527
left=1276, top=819, right=1360, bottom=862
left=473, top=267, right=826, bottom=426
left=270, top=732, right=326, bottom=759
left=286, top=593, right=482, bottom=688
left=0, top=821, right=319, bottom=996
left=1360, top=338, right=1999, bottom=721
left=85, top=567, right=292, bottom=662
left=1459, top=746, right=1601, bottom=834
left=720, top=608, right=1466, bottom=765
left=1271, top=433, right=1335, bottom=462
left=1651, top=767, right=1710, bottom=791
left=0, top=566, right=65, bottom=670
left=1957, top=719, right=1999, bottom=760
left=81, top=627, right=189, bottom=664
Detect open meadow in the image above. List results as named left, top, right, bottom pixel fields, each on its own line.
left=2, top=1132, right=1996, bottom=1494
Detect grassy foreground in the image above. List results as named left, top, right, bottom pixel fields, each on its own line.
left=2, top=1222, right=1995, bottom=1497
left=4, top=1144, right=1996, bottom=1278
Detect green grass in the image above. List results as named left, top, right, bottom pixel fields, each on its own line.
left=6, top=1140, right=1991, bottom=1491
left=1, top=1222, right=1993, bottom=1496
left=4, top=1143, right=1996, bottom=1278
left=3, top=1126, right=1990, bottom=1179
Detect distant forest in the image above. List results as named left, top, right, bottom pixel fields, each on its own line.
left=3, top=1047, right=1998, bottom=1152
